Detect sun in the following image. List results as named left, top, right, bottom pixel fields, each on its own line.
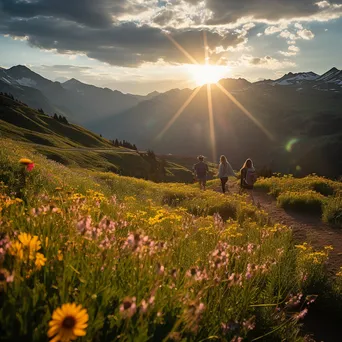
left=190, top=64, right=229, bottom=86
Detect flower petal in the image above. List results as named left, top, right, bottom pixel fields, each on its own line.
left=73, top=328, right=86, bottom=336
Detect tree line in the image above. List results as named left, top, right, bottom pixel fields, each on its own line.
left=109, top=139, right=137, bottom=150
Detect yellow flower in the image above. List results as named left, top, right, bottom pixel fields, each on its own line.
left=35, top=253, right=47, bottom=270
left=10, top=241, right=24, bottom=260
left=57, top=250, right=63, bottom=261
left=29, top=235, right=42, bottom=255
left=48, top=303, right=88, bottom=342
left=19, top=158, right=33, bottom=165
left=18, top=232, right=32, bottom=247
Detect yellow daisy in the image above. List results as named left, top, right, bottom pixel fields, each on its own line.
left=19, top=158, right=33, bottom=165
left=48, top=303, right=88, bottom=342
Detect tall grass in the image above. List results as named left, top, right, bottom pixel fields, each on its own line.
left=0, top=139, right=333, bottom=341
left=255, top=175, right=342, bottom=227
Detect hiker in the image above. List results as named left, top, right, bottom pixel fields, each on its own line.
left=240, top=158, right=257, bottom=203
left=218, top=155, right=236, bottom=193
left=193, top=155, right=209, bottom=190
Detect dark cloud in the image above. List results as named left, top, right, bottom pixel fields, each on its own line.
left=1, top=0, right=340, bottom=67
left=0, top=0, right=119, bottom=27
left=250, top=56, right=272, bottom=65
left=183, top=0, right=342, bottom=24
left=0, top=14, right=243, bottom=66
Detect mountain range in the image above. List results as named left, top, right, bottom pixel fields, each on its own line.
left=1, top=65, right=342, bottom=177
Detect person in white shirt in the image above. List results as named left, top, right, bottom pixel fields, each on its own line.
left=218, top=155, right=236, bottom=193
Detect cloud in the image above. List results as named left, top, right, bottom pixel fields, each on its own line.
left=0, top=14, right=244, bottom=66
left=296, top=28, right=315, bottom=39
left=264, top=23, right=288, bottom=35
left=237, top=54, right=296, bottom=69
left=183, top=0, right=342, bottom=25
left=0, top=0, right=340, bottom=69
left=294, top=23, right=304, bottom=29
left=279, top=44, right=300, bottom=56
left=279, top=30, right=297, bottom=40
left=278, top=27, right=315, bottom=41
left=288, top=45, right=300, bottom=52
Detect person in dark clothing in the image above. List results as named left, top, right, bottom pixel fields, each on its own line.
left=193, top=155, right=209, bottom=190
left=240, top=158, right=257, bottom=203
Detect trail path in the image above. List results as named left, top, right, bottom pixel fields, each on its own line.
left=221, top=181, right=342, bottom=275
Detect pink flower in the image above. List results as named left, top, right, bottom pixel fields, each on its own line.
left=26, top=163, right=35, bottom=172
left=120, top=297, right=137, bottom=318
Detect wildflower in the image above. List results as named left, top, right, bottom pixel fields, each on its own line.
left=119, top=297, right=137, bottom=318
left=294, top=308, right=308, bottom=320
left=156, top=262, right=165, bottom=275
left=0, top=234, right=10, bottom=260
left=9, top=241, right=23, bottom=260
left=35, top=253, right=47, bottom=270
left=57, top=250, right=63, bottom=261
left=19, top=158, right=33, bottom=165
left=221, top=320, right=240, bottom=334
left=243, top=316, right=256, bottom=331
left=48, top=303, right=88, bottom=342
left=29, top=235, right=42, bottom=257
left=0, top=268, right=14, bottom=286
left=18, top=232, right=32, bottom=247
left=26, top=163, right=35, bottom=172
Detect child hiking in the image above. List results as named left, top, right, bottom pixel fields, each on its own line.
left=240, top=158, right=257, bottom=203
left=218, top=155, right=237, bottom=193
left=193, top=155, right=209, bottom=191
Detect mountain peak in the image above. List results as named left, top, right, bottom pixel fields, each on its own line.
left=9, top=65, right=32, bottom=72
left=64, top=78, right=82, bottom=85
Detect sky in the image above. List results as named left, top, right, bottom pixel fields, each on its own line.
left=0, top=0, right=342, bottom=95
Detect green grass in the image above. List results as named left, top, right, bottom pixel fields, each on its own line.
left=277, top=191, right=326, bottom=214
left=255, top=175, right=342, bottom=227
left=0, top=138, right=333, bottom=341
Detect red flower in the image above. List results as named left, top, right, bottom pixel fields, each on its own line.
left=26, top=163, right=35, bottom=172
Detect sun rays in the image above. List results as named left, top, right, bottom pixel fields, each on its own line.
left=157, top=31, right=273, bottom=161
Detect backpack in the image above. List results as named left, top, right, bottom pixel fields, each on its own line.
left=246, top=168, right=257, bottom=185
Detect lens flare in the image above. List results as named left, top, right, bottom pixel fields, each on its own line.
left=285, top=138, right=300, bottom=152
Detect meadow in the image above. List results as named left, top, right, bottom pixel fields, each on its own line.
left=255, top=174, right=342, bottom=227
left=0, top=138, right=340, bottom=341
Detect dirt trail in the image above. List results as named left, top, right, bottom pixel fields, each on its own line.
left=222, top=181, right=342, bottom=275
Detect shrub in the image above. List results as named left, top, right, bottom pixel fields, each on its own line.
left=323, top=196, right=342, bottom=227
left=277, top=191, right=326, bottom=214
left=312, top=182, right=334, bottom=196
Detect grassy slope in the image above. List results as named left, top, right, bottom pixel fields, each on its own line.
left=0, top=138, right=333, bottom=342
left=0, top=95, right=196, bottom=182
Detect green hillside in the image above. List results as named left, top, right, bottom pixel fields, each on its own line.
left=1, top=138, right=342, bottom=341
left=0, top=94, right=199, bottom=182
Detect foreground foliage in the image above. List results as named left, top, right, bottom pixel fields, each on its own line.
left=0, top=139, right=333, bottom=341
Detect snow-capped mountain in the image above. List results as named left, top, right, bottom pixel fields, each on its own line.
left=316, top=67, right=342, bottom=85
left=272, top=71, right=319, bottom=86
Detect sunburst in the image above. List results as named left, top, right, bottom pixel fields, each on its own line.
left=157, top=30, right=273, bottom=161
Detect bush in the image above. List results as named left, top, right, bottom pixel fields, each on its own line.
left=312, top=182, right=334, bottom=196
left=277, top=191, right=326, bottom=214
left=323, top=196, right=342, bottom=227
